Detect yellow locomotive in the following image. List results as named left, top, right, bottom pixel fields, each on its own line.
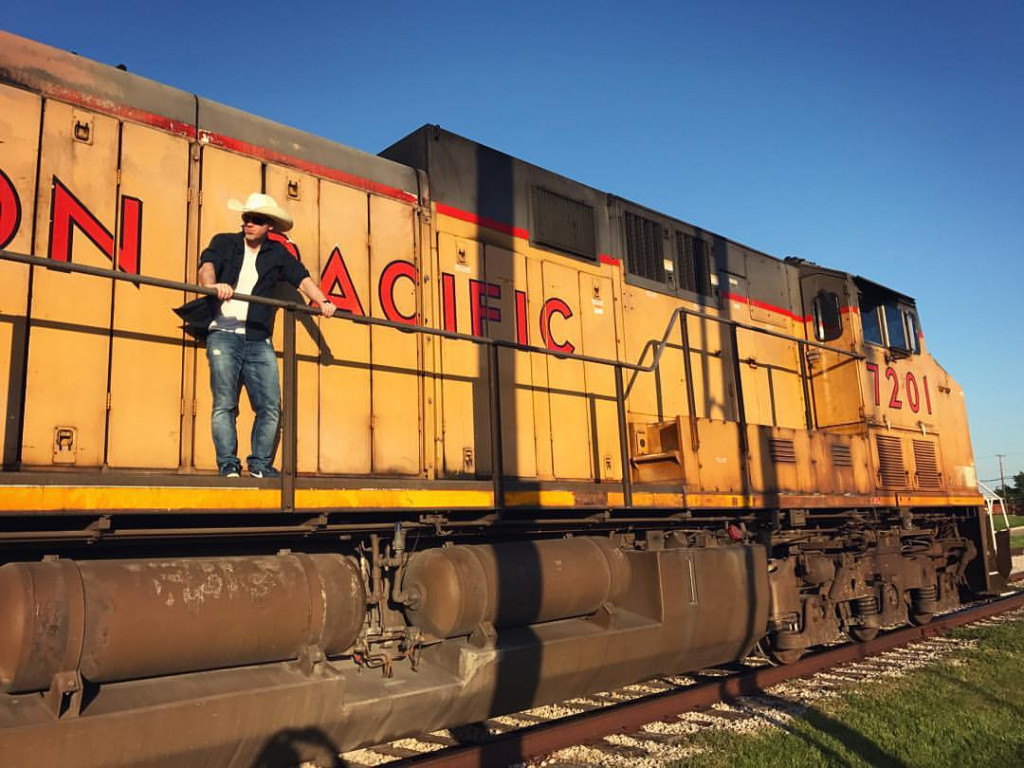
left=0, top=31, right=1010, bottom=766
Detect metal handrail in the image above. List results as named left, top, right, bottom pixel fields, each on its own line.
left=978, top=481, right=1011, bottom=554
left=0, top=249, right=860, bottom=373
left=0, top=248, right=864, bottom=512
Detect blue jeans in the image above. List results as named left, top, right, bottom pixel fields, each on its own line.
left=206, top=332, right=280, bottom=473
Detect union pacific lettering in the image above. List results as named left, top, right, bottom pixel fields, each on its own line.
left=0, top=172, right=143, bottom=273
left=319, top=248, right=577, bottom=350
left=0, top=169, right=21, bottom=250
left=0, top=173, right=581, bottom=349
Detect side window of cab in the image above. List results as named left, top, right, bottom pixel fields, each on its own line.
left=859, top=296, right=884, bottom=346
left=858, top=290, right=921, bottom=355
left=902, top=308, right=921, bottom=354
left=812, top=291, right=843, bottom=342
left=882, top=303, right=921, bottom=356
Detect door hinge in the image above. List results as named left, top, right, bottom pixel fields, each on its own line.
left=105, top=392, right=112, bottom=411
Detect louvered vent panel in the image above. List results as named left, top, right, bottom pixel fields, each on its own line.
left=913, top=440, right=942, bottom=489
left=876, top=435, right=907, bottom=487
left=624, top=211, right=664, bottom=282
left=676, top=231, right=698, bottom=292
left=676, top=231, right=713, bottom=296
left=769, top=438, right=797, bottom=464
left=830, top=443, right=853, bottom=468
left=531, top=187, right=596, bottom=258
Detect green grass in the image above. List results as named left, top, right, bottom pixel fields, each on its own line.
left=990, top=512, right=1023, bottom=550
left=992, top=514, right=1024, bottom=531
left=675, top=614, right=1024, bottom=767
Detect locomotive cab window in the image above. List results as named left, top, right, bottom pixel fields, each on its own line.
left=812, top=291, right=843, bottom=342
left=859, top=297, right=884, bottom=346
left=884, top=304, right=910, bottom=355
left=887, top=305, right=921, bottom=355
left=857, top=282, right=921, bottom=355
left=904, top=310, right=921, bottom=354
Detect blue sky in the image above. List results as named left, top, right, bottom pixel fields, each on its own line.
left=6, top=1, right=1023, bottom=485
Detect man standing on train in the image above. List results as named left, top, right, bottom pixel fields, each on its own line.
left=197, top=193, right=335, bottom=478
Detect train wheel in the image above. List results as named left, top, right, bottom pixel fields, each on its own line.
left=848, top=626, right=879, bottom=643
left=758, top=638, right=805, bottom=666
left=909, top=586, right=937, bottom=626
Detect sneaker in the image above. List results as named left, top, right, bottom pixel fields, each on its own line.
left=249, top=467, right=280, bottom=479
left=219, top=465, right=241, bottom=478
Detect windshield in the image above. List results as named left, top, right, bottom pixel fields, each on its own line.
left=857, top=286, right=920, bottom=353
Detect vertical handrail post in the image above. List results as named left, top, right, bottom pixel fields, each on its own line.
left=728, top=324, right=751, bottom=493
left=615, top=364, right=633, bottom=509
left=679, top=312, right=700, bottom=451
left=798, top=341, right=814, bottom=430
left=281, top=307, right=297, bottom=512
left=487, top=343, right=504, bottom=509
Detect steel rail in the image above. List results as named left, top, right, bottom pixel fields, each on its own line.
left=393, top=590, right=1024, bottom=768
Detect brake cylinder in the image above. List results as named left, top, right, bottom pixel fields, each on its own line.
left=401, top=537, right=631, bottom=638
left=0, top=553, right=366, bottom=694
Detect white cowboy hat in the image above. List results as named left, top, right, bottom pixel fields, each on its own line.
left=227, top=192, right=294, bottom=233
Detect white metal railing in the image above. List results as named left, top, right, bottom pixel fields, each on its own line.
left=978, top=480, right=1011, bottom=556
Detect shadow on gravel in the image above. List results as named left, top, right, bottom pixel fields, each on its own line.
left=253, top=727, right=342, bottom=767
left=449, top=721, right=492, bottom=746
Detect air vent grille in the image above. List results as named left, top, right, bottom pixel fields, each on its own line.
left=769, top=438, right=797, bottom=464
left=676, top=231, right=713, bottom=296
left=531, top=187, right=596, bottom=259
left=830, top=443, right=853, bottom=468
left=623, top=211, right=664, bottom=282
left=913, top=440, right=942, bottom=489
left=876, top=435, right=907, bottom=487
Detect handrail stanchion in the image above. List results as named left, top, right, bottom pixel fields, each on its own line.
left=614, top=364, right=633, bottom=509
left=728, top=324, right=752, bottom=494
left=487, top=343, right=504, bottom=509
left=798, top=341, right=814, bottom=430
left=679, top=312, right=699, bottom=451
left=281, top=307, right=297, bottom=512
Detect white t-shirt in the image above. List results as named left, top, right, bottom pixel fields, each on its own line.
left=209, top=242, right=260, bottom=334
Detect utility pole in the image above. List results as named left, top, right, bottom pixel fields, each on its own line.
left=996, top=454, right=1006, bottom=499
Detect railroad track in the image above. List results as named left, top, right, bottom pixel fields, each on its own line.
left=339, top=586, right=1024, bottom=768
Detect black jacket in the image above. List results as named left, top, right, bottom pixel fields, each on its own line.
left=196, top=232, right=311, bottom=341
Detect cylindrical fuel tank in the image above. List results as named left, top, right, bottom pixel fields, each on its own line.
left=0, top=553, right=366, bottom=693
left=401, top=537, right=631, bottom=638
